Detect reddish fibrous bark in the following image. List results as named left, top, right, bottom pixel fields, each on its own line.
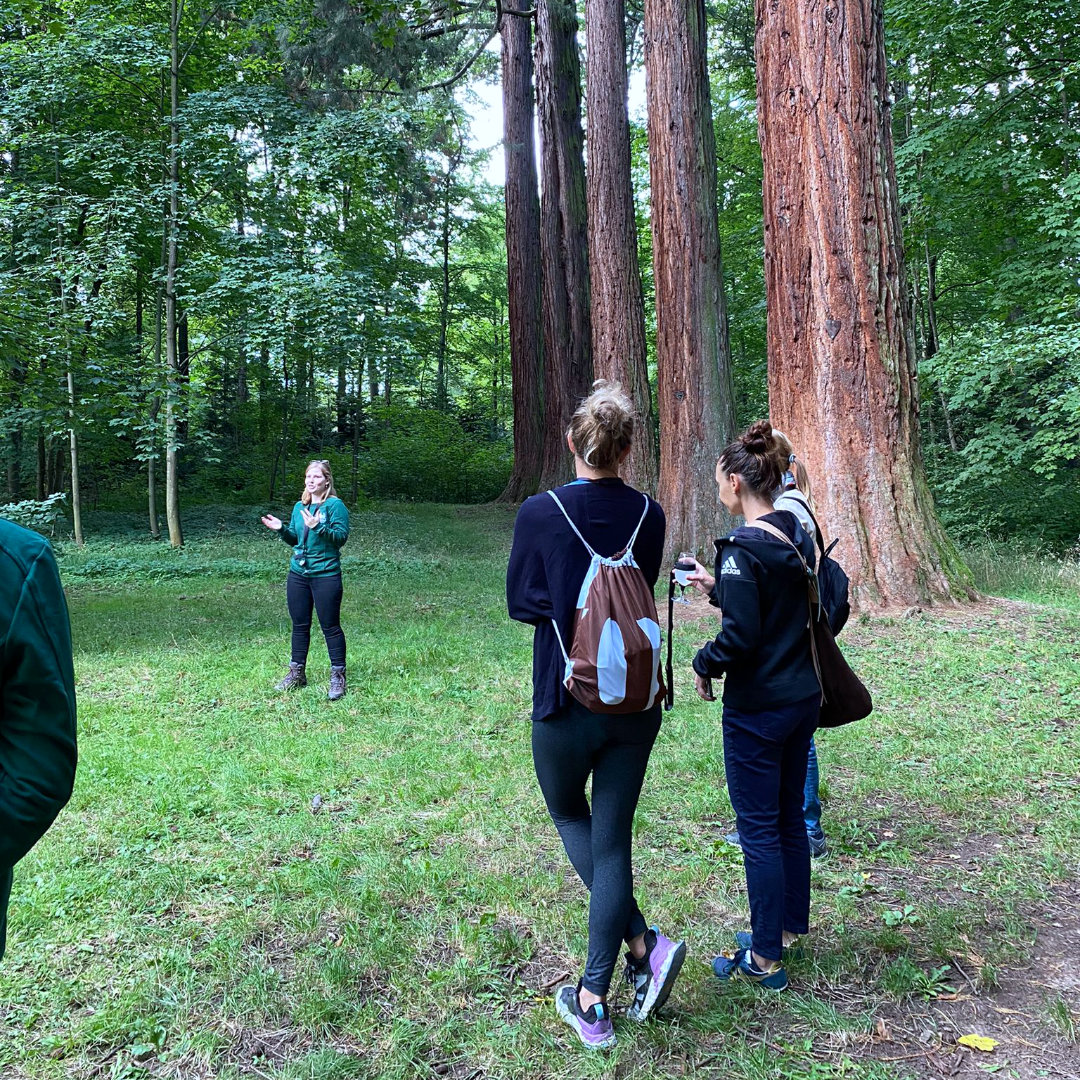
left=497, top=11, right=546, bottom=502
left=755, top=0, right=974, bottom=607
left=536, top=0, right=593, bottom=491
left=644, top=0, right=737, bottom=558
left=586, top=0, right=657, bottom=494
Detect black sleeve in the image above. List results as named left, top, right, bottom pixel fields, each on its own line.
left=506, top=499, right=554, bottom=626
left=635, top=500, right=666, bottom=590
left=692, top=546, right=763, bottom=677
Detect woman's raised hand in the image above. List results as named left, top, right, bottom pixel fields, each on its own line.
left=300, top=508, right=319, bottom=529
left=261, top=514, right=282, bottom=531
left=686, top=559, right=715, bottom=594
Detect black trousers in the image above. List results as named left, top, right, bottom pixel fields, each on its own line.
left=532, top=699, right=661, bottom=996
left=286, top=571, right=346, bottom=667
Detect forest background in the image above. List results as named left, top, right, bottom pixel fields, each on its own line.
left=1, top=0, right=1078, bottom=554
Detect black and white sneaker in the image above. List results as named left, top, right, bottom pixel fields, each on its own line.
left=624, top=926, right=686, bottom=1021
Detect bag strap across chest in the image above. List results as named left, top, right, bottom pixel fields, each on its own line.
left=547, top=490, right=650, bottom=562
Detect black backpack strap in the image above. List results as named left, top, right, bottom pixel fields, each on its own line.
left=665, top=569, right=675, bottom=711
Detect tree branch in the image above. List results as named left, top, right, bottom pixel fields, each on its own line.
left=363, top=26, right=499, bottom=96
left=179, top=6, right=223, bottom=70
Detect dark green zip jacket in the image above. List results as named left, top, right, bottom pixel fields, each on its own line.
left=0, top=519, right=78, bottom=961
left=279, top=497, right=350, bottom=576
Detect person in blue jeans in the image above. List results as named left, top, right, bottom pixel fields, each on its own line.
left=688, top=420, right=821, bottom=991
left=507, top=381, right=686, bottom=1050
left=723, top=429, right=828, bottom=858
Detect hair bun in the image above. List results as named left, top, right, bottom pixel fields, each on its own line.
left=740, top=419, right=776, bottom=455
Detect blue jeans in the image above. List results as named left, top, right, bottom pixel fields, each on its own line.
left=723, top=693, right=820, bottom=963
left=804, top=738, right=823, bottom=839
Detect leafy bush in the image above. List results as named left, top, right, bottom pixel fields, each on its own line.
left=923, top=322, right=1080, bottom=548
left=358, top=405, right=512, bottom=503
left=0, top=492, right=69, bottom=536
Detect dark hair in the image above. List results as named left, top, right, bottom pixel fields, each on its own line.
left=718, top=420, right=782, bottom=496
left=567, top=380, right=636, bottom=471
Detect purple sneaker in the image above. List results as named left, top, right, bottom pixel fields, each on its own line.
left=554, top=984, right=617, bottom=1050
left=624, top=926, right=686, bottom=1021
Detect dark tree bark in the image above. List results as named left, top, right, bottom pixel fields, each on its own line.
left=755, top=0, right=974, bottom=607
left=644, top=0, right=737, bottom=557
left=497, top=10, right=546, bottom=502
left=586, top=0, right=658, bottom=494
left=535, top=0, right=593, bottom=491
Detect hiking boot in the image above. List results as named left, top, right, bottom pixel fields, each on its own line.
left=735, top=930, right=804, bottom=961
left=624, top=926, right=686, bottom=1021
left=275, top=662, right=307, bottom=691
left=554, top=984, right=616, bottom=1050
left=712, top=948, right=788, bottom=991
left=328, top=666, right=346, bottom=701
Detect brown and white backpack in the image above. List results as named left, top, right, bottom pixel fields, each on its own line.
left=547, top=491, right=665, bottom=714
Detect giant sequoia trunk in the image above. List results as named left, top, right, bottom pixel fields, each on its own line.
left=644, top=0, right=736, bottom=556
left=586, top=0, right=657, bottom=494
left=755, top=0, right=973, bottom=607
left=536, top=0, right=593, bottom=491
left=497, top=11, right=546, bottom=502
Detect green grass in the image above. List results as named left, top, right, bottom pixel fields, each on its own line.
left=962, top=540, right=1080, bottom=610
left=1, top=504, right=1078, bottom=1079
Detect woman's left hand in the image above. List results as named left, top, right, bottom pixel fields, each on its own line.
left=301, top=508, right=320, bottom=529
left=694, top=672, right=716, bottom=702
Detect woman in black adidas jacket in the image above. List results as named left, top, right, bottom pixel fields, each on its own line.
left=688, top=420, right=820, bottom=992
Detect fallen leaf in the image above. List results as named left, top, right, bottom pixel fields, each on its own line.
left=875, top=1017, right=892, bottom=1042
left=957, top=1034, right=999, bottom=1052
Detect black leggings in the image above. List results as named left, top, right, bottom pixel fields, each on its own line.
left=286, top=571, right=346, bottom=667
left=532, top=699, right=661, bottom=996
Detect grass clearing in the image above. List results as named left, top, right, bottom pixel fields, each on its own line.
left=1, top=504, right=1078, bottom=1079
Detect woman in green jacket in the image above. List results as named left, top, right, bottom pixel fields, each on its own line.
left=261, top=460, right=350, bottom=700
left=1, top=518, right=77, bottom=960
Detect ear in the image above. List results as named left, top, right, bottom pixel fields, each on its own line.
left=566, top=431, right=576, bottom=455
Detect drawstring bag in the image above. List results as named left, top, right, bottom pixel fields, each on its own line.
left=548, top=492, right=666, bottom=715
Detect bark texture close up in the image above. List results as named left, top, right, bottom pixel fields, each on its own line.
left=536, top=0, right=593, bottom=491
left=755, top=0, right=973, bottom=607
left=644, top=0, right=737, bottom=557
left=586, top=0, right=657, bottom=494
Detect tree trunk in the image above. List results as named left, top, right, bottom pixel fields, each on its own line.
left=644, top=0, right=737, bottom=558
left=755, top=0, right=974, bottom=607
left=436, top=167, right=453, bottom=411
left=497, top=11, right=546, bottom=502
left=164, top=0, right=183, bottom=547
left=586, top=0, right=657, bottom=494
left=536, top=0, right=593, bottom=491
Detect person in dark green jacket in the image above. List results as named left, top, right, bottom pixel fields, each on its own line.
left=261, top=460, right=350, bottom=700
left=0, top=518, right=78, bottom=961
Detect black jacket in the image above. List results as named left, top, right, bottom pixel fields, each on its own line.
left=692, top=511, right=820, bottom=710
left=507, top=478, right=666, bottom=721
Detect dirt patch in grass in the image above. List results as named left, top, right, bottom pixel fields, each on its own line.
left=831, top=880, right=1080, bottom=1080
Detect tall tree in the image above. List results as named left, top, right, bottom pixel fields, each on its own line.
left=163, top=0, right=184, bottom=546
left=586, top=0, right=657, bottom=493
left=535, top=0, right=593, bottom=490
left=754, top=0, right=973, bottom=606
left=644, top=0, right=736, bottom=555
left=497, top=10, right=545, bottom=501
